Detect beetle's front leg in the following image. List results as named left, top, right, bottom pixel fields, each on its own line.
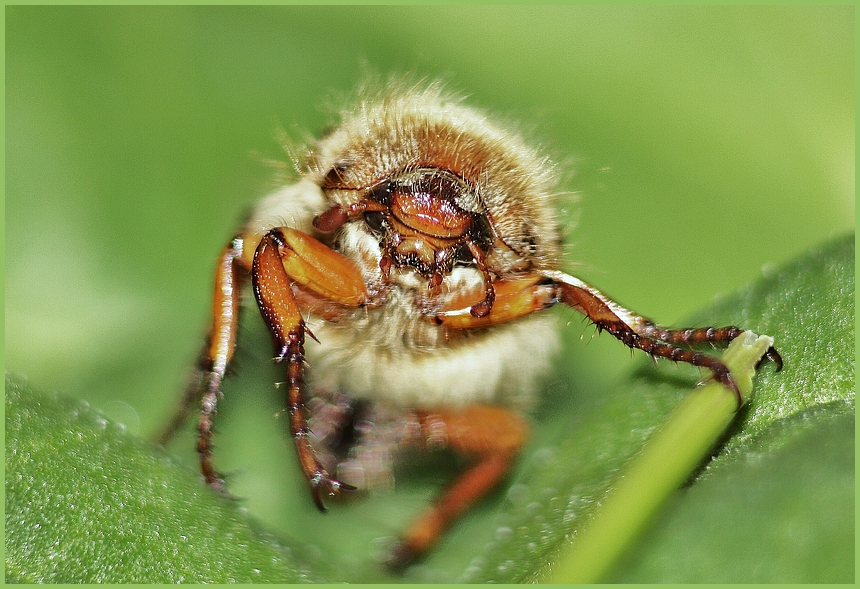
left=252, top=227, right=368, bottom=509
left=433, top=270, right=781, bottom=408
left=543, top=270, right=782, bottom=406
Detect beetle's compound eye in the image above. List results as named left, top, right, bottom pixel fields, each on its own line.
left=363, top=211, right=387, bottom=233
left=368, top=181, right=393, bottom=206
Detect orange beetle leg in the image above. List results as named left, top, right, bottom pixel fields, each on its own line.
left=387, top=405, right=530, bottom=571
left=433, top=273, right=555, bottom=329
left=543, top=270, right=782, bottom=408
left=271, top=227, right=369, bottom=307
left=158, top=236, right=246, bottom=494
left=253, top=229, right=358, bottom=510
left=160, top=227, right=367, bottom=505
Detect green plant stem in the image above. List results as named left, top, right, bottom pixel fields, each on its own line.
left=548, top=332, right=774, bottom=583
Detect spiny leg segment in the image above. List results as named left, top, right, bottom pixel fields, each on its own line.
left=158, top=237, right=245, bottom=493
left=546, top=270, right=782, bottom=405
left=434, top=270, right=781, bottom=408
left=159, top=226, right=369, bottom=507
left=252, top=228, right=361, bottom=509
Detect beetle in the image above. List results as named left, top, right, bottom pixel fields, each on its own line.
left=159, top=80, right=781, bottom=570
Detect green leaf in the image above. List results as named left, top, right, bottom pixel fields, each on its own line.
left=545, top=331, right=778, bottom=584
left=6, top=234, right=852, bottom=583
left=612, top=405, right=854, bottom=583
left=4, top=375, right=325, bottom=583
left=606, top=234, right=856, bottom=583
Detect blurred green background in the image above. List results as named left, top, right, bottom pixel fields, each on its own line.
left=6, top=6, right=853, bottom=581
